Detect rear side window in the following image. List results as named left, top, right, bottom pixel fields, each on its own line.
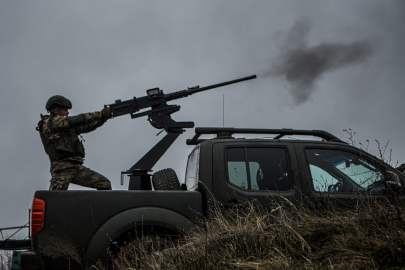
left=226, top=147, right=290, bottom=191
left=227, top=148, right=249, bottom=189
left=185, top=145, right=200, bottom=191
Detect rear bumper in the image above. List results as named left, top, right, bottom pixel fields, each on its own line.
left=0, top=240, right=31, bottom=250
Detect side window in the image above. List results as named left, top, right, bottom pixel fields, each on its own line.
left=306, top=149, right=384, bottom=193
left=247, top=148, right=290, bottom=191
left=185, top=145, right=200, bottom=191
left=249, top=162, right=260, bottom=190
left=226, top=147, right=290, bottom=191
left=227, top=148, right=248, bottom=189
left=309, top=165, right=340, bottom=192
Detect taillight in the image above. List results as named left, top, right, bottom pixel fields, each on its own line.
left=31, top=198, right=46, bottom=237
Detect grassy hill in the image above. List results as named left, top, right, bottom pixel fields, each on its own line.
left=95, top=196, right=405, bottom=270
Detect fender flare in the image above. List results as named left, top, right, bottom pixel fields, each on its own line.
left=85, top=207, right=196, bottom=263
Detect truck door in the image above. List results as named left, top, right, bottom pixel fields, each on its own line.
left=212, top=141, right=301, bottom=209
left=294, top=142, right=391, bottom=208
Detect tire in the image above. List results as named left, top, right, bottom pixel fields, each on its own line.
left=152, top=168, right=181, bottom=190
left=101, top=229, right=178, bottom=269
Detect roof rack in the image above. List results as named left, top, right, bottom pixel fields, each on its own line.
left=186, top=127, right=345, bottom=145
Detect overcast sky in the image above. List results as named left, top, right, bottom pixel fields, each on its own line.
left=1, top=0, right=404, bottom=238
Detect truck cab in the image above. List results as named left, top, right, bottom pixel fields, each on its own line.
left=186, top=127, right=404, bottom=211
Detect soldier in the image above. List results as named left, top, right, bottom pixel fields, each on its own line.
left=37, top=95, right=112, bottom=190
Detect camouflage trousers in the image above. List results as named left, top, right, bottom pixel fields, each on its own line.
left=49, top=161, right=112, bottom=190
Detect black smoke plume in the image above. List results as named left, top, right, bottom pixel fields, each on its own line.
left=269, top=20, right=373, bottom=105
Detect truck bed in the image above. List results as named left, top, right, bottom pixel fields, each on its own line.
left=31, top=190, right=202, bottom=268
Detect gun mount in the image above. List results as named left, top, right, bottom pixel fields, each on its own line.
left=106, top=75, right=257, bottom=190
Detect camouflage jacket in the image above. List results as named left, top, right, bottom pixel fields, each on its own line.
left=40, top=112, right=107, bottom=170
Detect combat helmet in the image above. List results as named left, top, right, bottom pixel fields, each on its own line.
left=46, top=95, right=72, bottom=113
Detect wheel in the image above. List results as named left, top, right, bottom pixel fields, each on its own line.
left=152, top=168, right=181, bottom=190
left=100, top=229, right=178, bottom=270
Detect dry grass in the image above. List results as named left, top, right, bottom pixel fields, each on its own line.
left=94, top=195, right=405, bottom=270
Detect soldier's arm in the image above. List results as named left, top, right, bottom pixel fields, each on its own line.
left=76, top=112, right=107, bottom=134
left=50, top=112, right=104, bottom=131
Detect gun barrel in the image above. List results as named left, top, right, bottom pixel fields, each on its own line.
left=164, top=75, right=256, bottom=101
left=189, top=75, right=256, bottom=95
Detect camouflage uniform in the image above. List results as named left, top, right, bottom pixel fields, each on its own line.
left=40, top=112, right=112, bottom=190
left=49, top=161, right=111, bottom=190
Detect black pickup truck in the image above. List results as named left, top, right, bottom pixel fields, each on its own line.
left=18, top=127, right=404, bottom=270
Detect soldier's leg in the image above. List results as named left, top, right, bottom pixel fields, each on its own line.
left=49, top=162, right=79, bottom=190
left=72, top=165, right=112, bottom=190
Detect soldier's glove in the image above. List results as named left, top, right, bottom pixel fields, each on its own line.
left=101, top=107, right=112, bottom=120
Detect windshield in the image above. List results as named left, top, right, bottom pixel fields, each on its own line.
left=306, top=149, right=384, bottom=193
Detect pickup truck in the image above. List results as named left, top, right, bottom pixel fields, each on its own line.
left=18, top=127, right=404, bottom=270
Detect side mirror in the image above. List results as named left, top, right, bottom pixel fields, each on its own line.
left=385, top=171, right=402, bottom=189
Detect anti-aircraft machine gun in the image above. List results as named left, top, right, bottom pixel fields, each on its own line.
left=106, top=75, right=257, bottom=190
